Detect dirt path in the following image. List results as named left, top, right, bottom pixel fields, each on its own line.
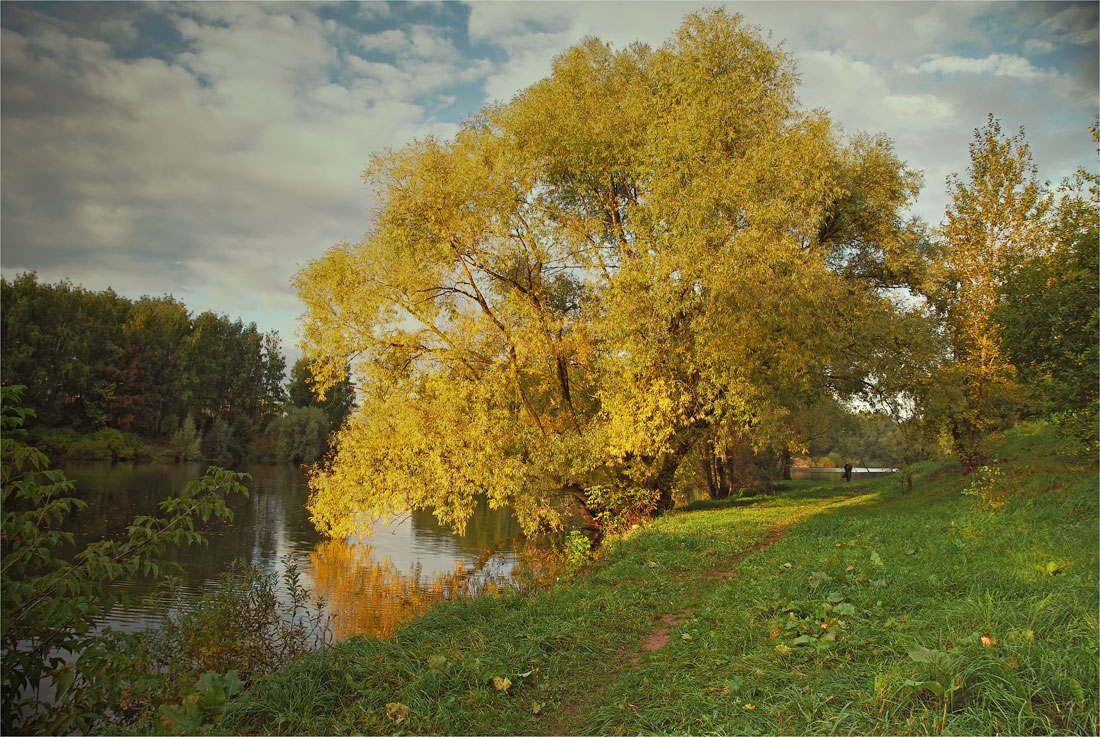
left=543, top=518, right=798, bottom=735
left=542, top=492, right=865, bottom=735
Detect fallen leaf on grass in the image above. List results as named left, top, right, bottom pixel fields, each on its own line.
left=981, top=635, right=997, bottom=647
left=493, top=676, right=512, bottom=692
left=385, top=702, right=408, bottom=723
left=744, top=703, right=756, bottom=710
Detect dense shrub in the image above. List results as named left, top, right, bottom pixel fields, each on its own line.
left=1, top=386, right=250, bottom=734
left=273, top=405, right=330, bottom=465
left=149, top=560, right=329, bottom=696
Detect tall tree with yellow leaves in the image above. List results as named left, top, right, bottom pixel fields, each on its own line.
left=297, top=10, right=933, bottom=539
left=930, top=115, right=1053, bottom=471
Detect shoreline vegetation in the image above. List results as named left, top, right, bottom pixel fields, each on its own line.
left=221, top=422, right=1097, bottom=736
left=3, top=9, right=1097, bottom=735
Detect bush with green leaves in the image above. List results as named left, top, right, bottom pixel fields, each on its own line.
left=201, top=416, right=237, bottom=466
left=159, top=669, right=245, bottom=734
left=273, top=405, right=330, bottom=465
left=170, top=415, right=203, bottom=462
left=0, top=385, right=250, bottom=734
left=149, top=558, right=329, bottom=694
left=565, top=530, right=594, bottom=567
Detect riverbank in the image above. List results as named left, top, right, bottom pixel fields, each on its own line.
left=28, top=425, right=280, bottom=466
left=28, top=425, right=176, bottom=463
left=221, top=422, right=1098, bottom=736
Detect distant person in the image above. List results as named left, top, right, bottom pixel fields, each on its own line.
left=843, top=460, right=852, bottom=482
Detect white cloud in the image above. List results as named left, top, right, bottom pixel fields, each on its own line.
left=919, top=53, right=1051, bottom=80
left=1024, top=38, right=1055, bottom=55
left=2, top=0, right=1096, bottom=353
left=798, top=50, right=956, bottom=134
left=359, top=28, right=409, bottom=56
left=0, top=4, right=460, bottom=345
left=1040, top=4, right=1100, bottom=47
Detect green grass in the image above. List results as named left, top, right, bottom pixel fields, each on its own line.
left=221, top=423, right=1098, bottom=735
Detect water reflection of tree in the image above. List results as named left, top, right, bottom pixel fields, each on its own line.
left=309, top=541, right=480, bottom=640
left=310, top=535, right=569, bottom=641
left=409, top=496, right=520, bottom=557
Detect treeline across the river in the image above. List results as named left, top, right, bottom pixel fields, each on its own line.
left=0, top=273, right=353, bottom=465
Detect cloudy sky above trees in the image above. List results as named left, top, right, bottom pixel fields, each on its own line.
left=2, top=1, right=1096, bottom=360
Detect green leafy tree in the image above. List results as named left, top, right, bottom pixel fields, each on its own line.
left=260, top=332, right=289, bottom=418
left=0, top=275, right=130, bottom=428
left=297, top=10, right=933, bottom=539
left=201, top=417, right=237, bottom=466
left=2, top=278, right=289, bottom=455
left=928, top=115, right=1053, bottom=471
left=287, top=357, right=355, bottom=431
left=274, top=406, right=330, bottom=466
left=0, top=386, right=249, bottom=734
left=996, top=126, right=1099, bottom=447
left=171, top=415, right=204, bottom=462
left=123, top=295, right=192, bottom=435
left=184, top=313, right=286, bottom=442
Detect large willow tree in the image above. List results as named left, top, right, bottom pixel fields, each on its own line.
left=298, top=10, right=931, bottom=538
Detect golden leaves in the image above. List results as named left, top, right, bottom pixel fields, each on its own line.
left=295, top=8, right=931, bottom=541
left=385, top=702, right=408, bottom=722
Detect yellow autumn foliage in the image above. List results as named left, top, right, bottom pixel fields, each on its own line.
left=297, top=9, right=935, bottom=538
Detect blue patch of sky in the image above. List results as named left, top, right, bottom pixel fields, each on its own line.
left=318, top=1, right=497, bottom=121
left=125, top=11, right=189, bottom=60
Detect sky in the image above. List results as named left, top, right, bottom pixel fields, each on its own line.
left=2, top=1, right=1097, bottom=366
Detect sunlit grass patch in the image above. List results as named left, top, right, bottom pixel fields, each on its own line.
left=223, top=423, right=1097, bottom=736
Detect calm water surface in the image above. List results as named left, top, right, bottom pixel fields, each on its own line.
left=60, top=462, right=522, bottom=640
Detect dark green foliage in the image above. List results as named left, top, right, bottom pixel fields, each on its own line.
left=123, top=295, right=192, bottom=435
left=149, top=559, right=328, bottom=699
left=273, top=406, right=330, bottom=465
left=27, top=425, right=149, bottom=462
left=287, top=357, right=355, bottom=431
left=184, top=312, right=286, bottom=442
left=997, top=179, right=1099, bottom=448
left=0, top=273, right=287, bottom=455
left=0, top=274, right=129, bottom=428
left=171, top=415, right=204, bottom=462
left=0, top=386, right=251, bottom=734
left=201, top=417, right=237, bottom=466
left=159, top=669, right=245, bottom=734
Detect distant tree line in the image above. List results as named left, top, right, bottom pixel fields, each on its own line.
left=0, top=273, right=355, bottom=466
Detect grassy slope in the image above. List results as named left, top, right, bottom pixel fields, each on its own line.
left=222, top=423, right=1098, bottom=736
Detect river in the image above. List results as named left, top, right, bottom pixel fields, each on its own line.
left=59, top=461, right=523, bottom=641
